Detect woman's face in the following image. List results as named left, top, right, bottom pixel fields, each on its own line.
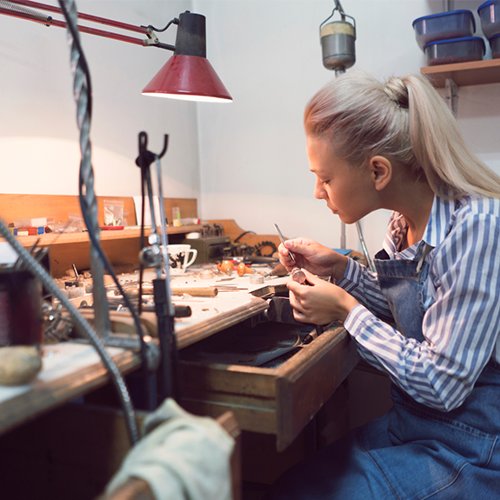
left=306, top=135, right=376, bottom=224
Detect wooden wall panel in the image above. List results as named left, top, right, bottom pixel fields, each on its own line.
left=0, top=193, right=197, bottom=227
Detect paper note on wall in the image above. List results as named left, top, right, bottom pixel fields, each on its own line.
left=133, top=196, right=162, bottom=227
left=0, top=242, right=19, bottom=265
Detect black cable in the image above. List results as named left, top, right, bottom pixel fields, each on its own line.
left=142, top=18, right=179, bottom=33
left=234, top=230, right=256, bottom=243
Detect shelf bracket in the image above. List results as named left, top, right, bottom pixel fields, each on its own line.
left=445, top=78, right=458, bottom=115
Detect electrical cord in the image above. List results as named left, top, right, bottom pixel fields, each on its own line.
left=59, top=0, right=156, bottom=410
left=57, top=0, right=149, bottom=360
left=234, top=230, right=256, bottom=243
left=55, top=0, right=155, bottom=441
left=142, top=17, right=179, bottom=33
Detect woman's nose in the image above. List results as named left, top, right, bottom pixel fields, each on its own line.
left=314, top=180, right=325, bottom=200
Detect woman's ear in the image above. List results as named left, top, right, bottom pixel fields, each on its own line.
left=369, top=156, right=392, bottom=191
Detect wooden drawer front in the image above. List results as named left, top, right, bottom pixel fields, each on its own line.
left=179, top=364, right=278, bottom=434
left=179, top=325, right=359, bottom=451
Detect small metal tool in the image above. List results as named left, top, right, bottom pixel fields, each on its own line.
left=273, top=223, right=295, bottom=262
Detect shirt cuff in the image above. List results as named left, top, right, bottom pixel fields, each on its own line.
left=336, top=257, right=360, bottom=287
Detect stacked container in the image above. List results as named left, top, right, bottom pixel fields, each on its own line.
left=478, top=1, right=500, bottom=58
left=412, top=10, right=485, bottom=65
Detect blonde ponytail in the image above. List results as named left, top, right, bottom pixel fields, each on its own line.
left=304, top=71, right=500, bottom=199
left=404, top=75, right=500, bottom=198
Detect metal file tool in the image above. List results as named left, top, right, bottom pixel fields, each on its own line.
left=273, top=223, right=295, bottom=263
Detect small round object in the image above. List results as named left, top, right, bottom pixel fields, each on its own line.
left=250, top=274, right=264, bottom=284
left=0, top=346, right=42, bottom=386
left=217, top=260, right=234, bottom=274
left=237, top=262, right=254, bottom=277
left=292, top=268, right=307, bottom=284
left=140, top=246, right=162, bottom=268
left=200, top=269, right=215, bottom=280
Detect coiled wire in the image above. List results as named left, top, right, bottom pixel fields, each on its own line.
left=56, top=0, right=139, bottom=444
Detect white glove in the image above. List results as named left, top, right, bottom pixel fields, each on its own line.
left=105, top=398, right=235, bottom=500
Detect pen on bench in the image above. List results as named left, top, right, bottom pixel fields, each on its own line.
left=273, top=223, right=295, bottom=262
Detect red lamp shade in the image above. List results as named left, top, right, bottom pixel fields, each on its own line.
left=142, top=54, right=232, bottom=103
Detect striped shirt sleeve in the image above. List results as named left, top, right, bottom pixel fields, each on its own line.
left=344, top=210, right=500, bottom=411
left=337, top=258, right=394, bottom=323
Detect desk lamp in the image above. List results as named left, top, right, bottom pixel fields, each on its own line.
left=0, top=1, right=232, bottom=101
left=0, top=0, right=232, bottom=440
left=319, top=0, right=374, bottom=271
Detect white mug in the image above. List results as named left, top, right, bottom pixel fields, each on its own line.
left=165, top=244, right=198, bottom=275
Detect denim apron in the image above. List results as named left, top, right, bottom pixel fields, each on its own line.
left=266, top=249, right=500, bottom=500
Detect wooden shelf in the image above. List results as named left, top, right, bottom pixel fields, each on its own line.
left=15, top=225, right=201, bottom=248
left=421, top=58, right=500, bottom=88
left=9, top=224, right=202, bottom=277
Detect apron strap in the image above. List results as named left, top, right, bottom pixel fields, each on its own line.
left=416, top=243, right=433, bottom=274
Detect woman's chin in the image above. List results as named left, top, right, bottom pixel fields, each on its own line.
left=338, top=214, right=360, bottom=225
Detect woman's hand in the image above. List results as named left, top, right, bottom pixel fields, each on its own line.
left=278, top=237, right=348, bottom=281
left=287, top=269, right=359, bottom=325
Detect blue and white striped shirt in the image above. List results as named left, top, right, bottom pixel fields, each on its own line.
left=339, top=194, right=500, bottom=411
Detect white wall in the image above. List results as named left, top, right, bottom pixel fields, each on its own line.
left=0, top=0, right=201, bottom=200
left=196, top=0, right=500, bottom=257
left=1, top=0, right=499, bottom=258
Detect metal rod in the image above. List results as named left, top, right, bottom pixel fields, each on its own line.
left=1, top=0, right=176, bottom=49
left=6, top=0, right=149, bottom=33
left=154, top=155, right=180, bottom=401
left=356, top=221, right=374, bottom=272
left=340, top=221, right=346, bottom=249
left=155, top=155, right=175, bottom=317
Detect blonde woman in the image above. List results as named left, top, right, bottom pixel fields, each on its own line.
left=266, top=72, right=500, bottom=499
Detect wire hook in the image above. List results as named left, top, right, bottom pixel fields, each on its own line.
left=136, top=132, right=169, bottom=169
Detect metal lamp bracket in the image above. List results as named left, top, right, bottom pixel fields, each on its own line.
left=144, top=28, right=160, bottom=46
left=445, top=78, right=458, bottom=115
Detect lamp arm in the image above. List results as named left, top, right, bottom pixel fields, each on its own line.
left=0, top=0, right=176, bottom=50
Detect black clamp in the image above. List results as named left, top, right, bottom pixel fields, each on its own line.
left=135, top=131, right=169, bottom=170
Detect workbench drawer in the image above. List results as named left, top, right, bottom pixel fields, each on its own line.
left=178, top=322, right=359, bottom=451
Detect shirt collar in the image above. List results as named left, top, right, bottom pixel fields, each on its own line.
left=421, top=195, right=456, bottom=248
left=382, top=195, right=456, bottom=259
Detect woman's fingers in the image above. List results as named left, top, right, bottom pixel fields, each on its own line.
left=288, top=269, right=357, bottom=324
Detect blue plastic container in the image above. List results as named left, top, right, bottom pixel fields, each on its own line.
left=423, top=36, right=485, bottom=66
left=413, top=10, right=476, bottom=50
left=478, top=1, right=500, bottom=39
left=490, top=33, right=500, bottom=57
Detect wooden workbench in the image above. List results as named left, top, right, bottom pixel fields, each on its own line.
left=0, top=193, right=361, bottom=497
left=0, top=275, right=275, bottom=437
